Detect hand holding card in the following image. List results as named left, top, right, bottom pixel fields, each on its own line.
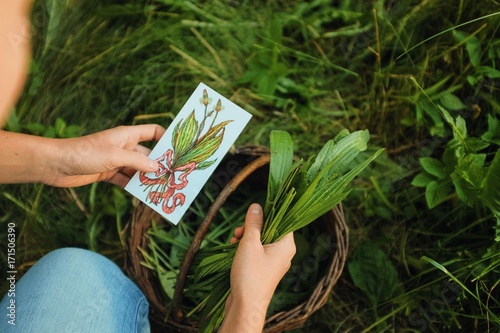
left=125, top=83, right=252, bottom=225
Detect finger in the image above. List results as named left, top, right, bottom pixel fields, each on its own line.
left=120, top=144, right=154, bottom=177
left=112, top=148, right=159, bottom=173
left=124, top=124, right=166, bottom=144
left=133, top=144, right=151, bottom=156
left=242, top=203, right=263, bottom=241
left=230, top=225, right=244, bottom=244
left=233, top=225, right=244, bottom=239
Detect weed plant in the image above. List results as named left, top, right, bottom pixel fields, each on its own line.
left=1, top=0, right=499, bottom=332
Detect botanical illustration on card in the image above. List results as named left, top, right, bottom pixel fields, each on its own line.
left=125, top=83, right=252, bottom=225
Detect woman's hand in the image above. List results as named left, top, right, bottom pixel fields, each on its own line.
left=0, top=124, right=165, bottom=188
left=219, top=203, right=296, bottom=333
left=47, top=125, right=165, bottom=187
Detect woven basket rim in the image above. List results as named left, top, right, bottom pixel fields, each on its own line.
left=124, top=147, right=349, bottom=333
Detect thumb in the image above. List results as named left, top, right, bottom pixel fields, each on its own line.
left=243, top=203, right=263, bottom=240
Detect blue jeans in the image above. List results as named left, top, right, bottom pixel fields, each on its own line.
left=1, top=248, right=150, bottom=333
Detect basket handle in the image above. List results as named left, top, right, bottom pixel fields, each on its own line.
left=172, top=154, right=271, bottom=320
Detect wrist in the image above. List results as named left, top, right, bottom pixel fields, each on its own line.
left=0, top=131, right=60, bottom=184
left=37, top=137, right=68, bottom=185
left=19, top=135, right=62, bottom=185
left=219, top=292, right=269, bottom=333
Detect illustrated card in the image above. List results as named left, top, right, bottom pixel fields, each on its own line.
left=125, top=82, right=252, bottom=225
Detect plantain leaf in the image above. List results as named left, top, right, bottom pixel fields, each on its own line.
left=281, top=148, right=384, bottom=235
left=306, top=129, right=369, bottom=182
left=265, top=130, right=294, bottom=216
left=158, top=269, right=177, bottom=300
left=292, top=155, right=315, bottom=199
left=196, top=251, right=234, bottom=280
left=332, top=128, right=350, bottom=144
left=262, top=187, right=296, bottom=244
left=283, top=144, right=382, bottom=231
left=198, top=274, right=231, bottom=332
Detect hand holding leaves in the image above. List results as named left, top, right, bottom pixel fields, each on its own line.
left=186, top=128, right=383, bottom=332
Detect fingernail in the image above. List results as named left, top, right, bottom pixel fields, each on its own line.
left=148, top=160, right=159, bottom=171
left=250, top=205, right=261, bottom=215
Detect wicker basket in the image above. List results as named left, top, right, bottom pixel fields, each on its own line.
left=124, top=147, right=349, bottom=333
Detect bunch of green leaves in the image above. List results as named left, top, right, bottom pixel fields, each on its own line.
left=140, top=184, right=253, bottom=304
left=412, top=107, right=500, bottom=240
left=142, top=176, right=335, bottom=322
left=184, top=129, right=383, bottom=332
left=262, top=129, right=383, bottom=243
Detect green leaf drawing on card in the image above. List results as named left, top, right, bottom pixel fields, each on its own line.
left=175, top=132, right=224, bottom=167
left=198, top=120, right=232, bottom=142
left=171, top=121, right=182, bottom=148
left=173, top=110, right=199, bottom=158
left=196, top=160, right=217, bottom=170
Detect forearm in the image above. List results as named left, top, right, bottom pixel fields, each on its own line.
left=0, top=130, right=59, bottom=184
left=221, top=204, right=295, bottom=333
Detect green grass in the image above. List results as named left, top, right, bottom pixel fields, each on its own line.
left=1, top=0, right=500, bottom=331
